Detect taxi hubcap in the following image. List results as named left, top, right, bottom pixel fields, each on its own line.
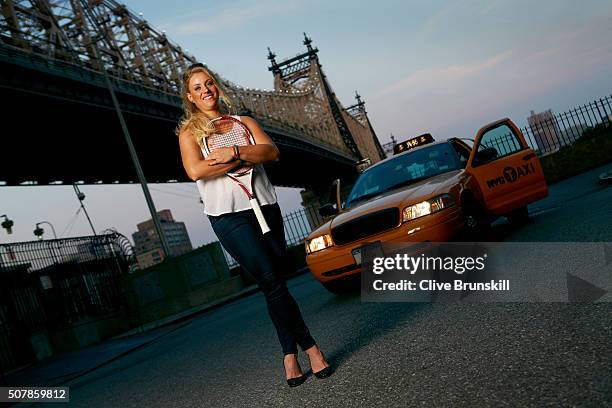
left=466, top=215, right=478, bottom=228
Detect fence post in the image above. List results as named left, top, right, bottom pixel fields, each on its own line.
left=593, top=100, right=605, bottom=124
left=550, top=114, right=563, bottom=150
left=587, top=102, right=598, bottom=126
left=599, top=98, right=610, bottom=124
left=567, top=109, right=582, bottom=140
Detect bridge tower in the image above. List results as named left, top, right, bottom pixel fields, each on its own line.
left=267, top=34, right=386, bottom=221
left=346, top=91, right=387, bottom=160
left=269, top=33, right=360, bottom=160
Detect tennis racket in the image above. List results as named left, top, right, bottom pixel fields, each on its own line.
left=203, top=116, right=271, bottom=235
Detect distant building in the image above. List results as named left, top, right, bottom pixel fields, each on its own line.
left=527, top=109, right=561, bottom=154
left=382, top=135, right=397, bottom=157
left=132, top=209, right=192, bottom=269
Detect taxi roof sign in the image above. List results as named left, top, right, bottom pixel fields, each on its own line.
left=393, top=133, right=435, bottom=155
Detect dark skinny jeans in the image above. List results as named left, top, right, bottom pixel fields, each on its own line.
left=208, top=203, right=316, bottom=355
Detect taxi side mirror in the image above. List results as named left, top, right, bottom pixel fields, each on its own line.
left=475, top=147, right=498, bottom=165
left=318, top=203, right=338, bottom=217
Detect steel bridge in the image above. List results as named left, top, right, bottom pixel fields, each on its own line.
left=0, top=0, right=385, bottom=192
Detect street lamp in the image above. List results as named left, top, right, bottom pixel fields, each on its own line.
left=73, top=184, right=96, bottom=235
left=34, top=221, right=58, bottom=240
left=1, top=215, right=14, bottom=234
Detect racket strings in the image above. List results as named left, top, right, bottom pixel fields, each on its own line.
left=207, top=120, right=250, bottom=150
left=205, top=117, right=253, bottom=176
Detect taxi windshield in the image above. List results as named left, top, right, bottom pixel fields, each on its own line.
left=345, top=143, right=461, bottom=208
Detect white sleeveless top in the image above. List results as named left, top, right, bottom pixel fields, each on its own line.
left=196, top=116, right=277, bottom=216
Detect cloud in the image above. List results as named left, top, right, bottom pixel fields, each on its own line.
left=369, top=15, right=612, bottom=144
left=375, top=50, right=515, bottom=99
left=419, top=3, right=458, bottom=37
left=163, top=0, right=303, bottom=35
left=479, top=0, right=502, bottom=16
left=419, top=0, right=502, bottom=36
left=177, top=5, right=266, bottom=34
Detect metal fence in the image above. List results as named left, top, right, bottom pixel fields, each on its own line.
left=283, top=205, right=325, bottom=247
left=0, top=232, right=135, bottom=373
left=521, top=95, right=611, bottom=155
left=381, top=94, right=612, bottom=157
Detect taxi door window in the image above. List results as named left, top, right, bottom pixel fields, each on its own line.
left=450, top=141, right=470, bottom=168
left=474, top=124, right=524, bottom=166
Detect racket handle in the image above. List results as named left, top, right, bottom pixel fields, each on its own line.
left=250, top=198, right=271, bottom=235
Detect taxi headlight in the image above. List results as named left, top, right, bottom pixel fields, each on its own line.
left=305, top=234, right=334, bottom=254
left=402, top=194, right=454, bottom=222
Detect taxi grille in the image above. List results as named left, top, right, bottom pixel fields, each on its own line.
left=331, top=208, right=400, bottom=245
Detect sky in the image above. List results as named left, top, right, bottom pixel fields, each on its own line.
left=1, top=0, right=612, bottom=247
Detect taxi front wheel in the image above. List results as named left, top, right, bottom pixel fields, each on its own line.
left=322, top=281, right=349, bottom=294
left=462, top=199, right=489, bottom=238
left=322, top=276, right=360, bottom=295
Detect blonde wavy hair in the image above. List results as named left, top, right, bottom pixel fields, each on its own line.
left=175, top=63, right=234, bottom=148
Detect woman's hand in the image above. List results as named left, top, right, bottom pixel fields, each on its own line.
left=234, top=117, right=280, bottom=164
left=179, top=129, right=241, bottom=180
left=207, top=147, right=236, bottom=165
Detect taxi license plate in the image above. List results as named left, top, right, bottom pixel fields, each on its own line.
left=352, top=242, right=383, bottom=266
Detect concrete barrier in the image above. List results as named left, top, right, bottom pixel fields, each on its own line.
left=122, top=242, right=240, bottom=326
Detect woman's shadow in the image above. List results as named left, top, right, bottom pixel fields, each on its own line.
left=302, top=274, right=433, bottom=375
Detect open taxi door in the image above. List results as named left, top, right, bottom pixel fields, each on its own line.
left=466, top=118, right=548, bottom=215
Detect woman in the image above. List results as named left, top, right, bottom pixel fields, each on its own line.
left=176, top=63, right=332, bottom=387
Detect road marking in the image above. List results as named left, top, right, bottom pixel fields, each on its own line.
left=529, top=206, right=560, bottom=217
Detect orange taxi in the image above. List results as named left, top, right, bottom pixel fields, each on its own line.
left=305, top=118, right=548, bottom=293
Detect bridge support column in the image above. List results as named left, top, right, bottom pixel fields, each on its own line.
left=300, top=189, right=326, bottom=230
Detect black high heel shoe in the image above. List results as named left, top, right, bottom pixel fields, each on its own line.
left=284, top=357, right=307, bottom=387
left=309, top=348, right=333, bottom=379
left=286, top=373, right=307, bottom=387
left=313, top=365, right=333, bottom=379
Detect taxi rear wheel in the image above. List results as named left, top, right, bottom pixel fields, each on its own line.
left=507, top=206, right=529, bottom=225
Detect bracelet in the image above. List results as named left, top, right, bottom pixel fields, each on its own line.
left=232, top=145, right=240, bottom=160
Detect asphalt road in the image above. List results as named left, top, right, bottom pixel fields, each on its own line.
left=39, top=165, right=612, bottom=407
